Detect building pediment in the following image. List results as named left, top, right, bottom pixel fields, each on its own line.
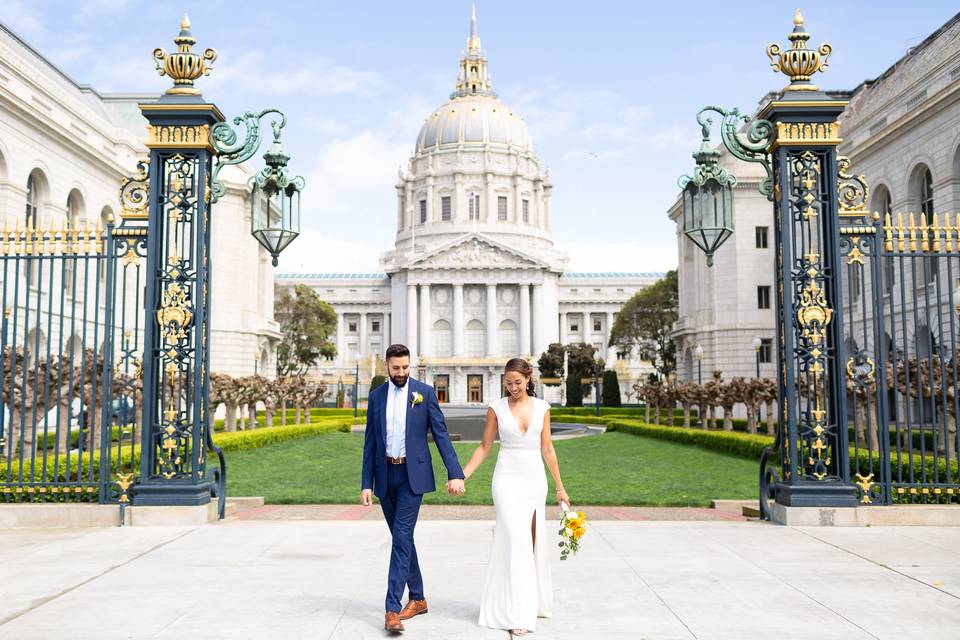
left=409, top=235, right=545, bottom=271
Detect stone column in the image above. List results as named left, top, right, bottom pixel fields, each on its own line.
left=519, top=284, right=531, bottom=356
left=336, top=312, right=345, bottom=365
left=426, top=176, right=435, bottom=223
left=453, top=283, right=465, bottom=356
left=485, top=171, right=495, bottom=223
left=560, top=311, right=569, bottom=345
left=358, top=311, right=368, bottom=358
left=384, top=313, right=391, bottom=351
left=532, top=284, right=544, bottom=356
left=486, top=283, right=497, bottom=357
left=406, top=284, right=418, bottom=362
left=513, top=175, right=522, bottom=222
left=606, top=311, right=616, bottom=364
left=419, top=284, right=431, bottom=357
left=454, top=172, right=465, bottom=222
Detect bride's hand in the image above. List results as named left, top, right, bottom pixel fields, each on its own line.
left=555, top=487, right=570, bottom=506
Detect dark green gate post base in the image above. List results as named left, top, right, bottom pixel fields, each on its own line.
left=134, top=482, right=214, bottom=507
left=775, top=482, right=859, bottom=508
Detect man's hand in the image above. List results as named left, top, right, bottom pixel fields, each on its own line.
left=361, top=489, right=373, bottom=506
left=446, top=479, right=465, bottom=496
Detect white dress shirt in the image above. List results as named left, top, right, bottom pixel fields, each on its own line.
left=385, top=379, right=409, bottom=458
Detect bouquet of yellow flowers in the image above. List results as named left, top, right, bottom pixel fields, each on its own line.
left=558, top=502, right=587, bottom=561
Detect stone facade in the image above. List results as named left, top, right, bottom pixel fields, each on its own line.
left=670, top=13, right=960, bottom=385
left=0, top=23, right=279, bottom=379
left=276, top=10, right=661, bottom=405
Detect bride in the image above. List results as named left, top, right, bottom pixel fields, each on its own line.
left=462, top=357, right=571, bottom=636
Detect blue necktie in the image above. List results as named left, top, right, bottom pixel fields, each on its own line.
left=390, top=386, right=403, bottom=458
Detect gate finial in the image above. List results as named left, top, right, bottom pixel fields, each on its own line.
left=152, top=14, right=217, bottom=96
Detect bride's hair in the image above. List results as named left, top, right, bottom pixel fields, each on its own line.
left=504, top=358, right=536, bottom=397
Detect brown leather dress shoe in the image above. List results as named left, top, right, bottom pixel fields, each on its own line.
left=384, top=611, right=404, bottom=633
left=399, top=599, right=428, bottom=620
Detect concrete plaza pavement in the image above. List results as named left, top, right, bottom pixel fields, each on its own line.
left=2, top=518, right=960, bottom=639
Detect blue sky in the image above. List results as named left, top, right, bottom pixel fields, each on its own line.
left=1, top=1, right=956, bottom=273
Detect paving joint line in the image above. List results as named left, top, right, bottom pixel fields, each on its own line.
left=0, top=528, right=199, bottom=628
left=703, top=526, right=881, bottom=638
left=595, top=525, right=698, bottom=640
left=792, top=526, right=960, bottom=601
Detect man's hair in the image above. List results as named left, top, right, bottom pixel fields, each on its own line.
left=385, top=344, right=410, bottom=360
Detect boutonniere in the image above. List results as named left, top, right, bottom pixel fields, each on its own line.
left=410, top=392, right=424, bottom=408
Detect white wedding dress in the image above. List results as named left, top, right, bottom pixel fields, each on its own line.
left=478, top=396, right=553, bottom=632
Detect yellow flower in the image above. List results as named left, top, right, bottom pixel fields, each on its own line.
left=573, top=527, right=585, bottom=540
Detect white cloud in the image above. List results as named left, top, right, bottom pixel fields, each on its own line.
left=563, top=240, right=677, bottom=273
left=208, top=50, right=384, bottom=98
left=276, top=229, right=384, bottom=274
left=301, top=130, right=409, bottom=212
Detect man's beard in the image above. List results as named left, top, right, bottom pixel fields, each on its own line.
left=389, top=373, right=408, bottom=388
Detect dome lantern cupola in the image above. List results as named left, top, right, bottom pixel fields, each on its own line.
left=453, top=3, right=495, bottom=98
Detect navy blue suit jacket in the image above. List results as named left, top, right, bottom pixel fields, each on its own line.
left=361, top=378, right=464, bottom=498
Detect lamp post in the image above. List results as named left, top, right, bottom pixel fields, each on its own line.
left=752, top=335, right=762, bottom=378
left=354, top=361, right=360, bottom=420
left=678, top=11, right=859, bottom=518
left=133, top=16, right=303, bottom=516
left=593, top=355, right=603, bottom=417
left=693, top=343, right=703, bottom=385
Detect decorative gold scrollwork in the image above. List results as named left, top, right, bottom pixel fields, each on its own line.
left=846, top=355, right=876, bottom=385
left=116, top=472, right=135, bottom=504
left=796, top=279, right=833, bottom=338
left=156, top=282, right=193, bottom=342
left=854, top=473, right=875, bottom=504
left=119, top=161, right=149, bottom=221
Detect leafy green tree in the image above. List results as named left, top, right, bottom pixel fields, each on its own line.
left=609, top=270, right=678, bottom=378
left=370, top=374, right=387, bottom=391
left=274, top=284, right=337, bottom=377
left=537, top=343, right=566, bottom=383
left=602, top=370, right=622, bottom=406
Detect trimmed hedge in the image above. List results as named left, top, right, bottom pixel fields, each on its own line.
left=1, top=418, right=354, bottom=498
left=582, top=417, right=960, bottom=486
left=214, top=407, right=367, bottom=430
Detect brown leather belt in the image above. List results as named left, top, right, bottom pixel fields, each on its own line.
left=386, top=456, right=406, bottom=465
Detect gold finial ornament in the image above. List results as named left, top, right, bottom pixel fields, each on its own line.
left=152, top=14, right=217, bottom=96
left=766, top=10, right=832, bottom=92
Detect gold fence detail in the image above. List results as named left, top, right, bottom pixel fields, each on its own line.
left=882, top=212, right=960, bottom=254
left=0, top=221, right=105, bottom=256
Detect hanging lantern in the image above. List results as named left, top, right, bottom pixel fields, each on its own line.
left=250, top=137, right=303, bottom=266
left=678, top=139, right=736, bottom=267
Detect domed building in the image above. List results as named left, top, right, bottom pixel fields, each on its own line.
left=277, top=7, right=661, bottom=405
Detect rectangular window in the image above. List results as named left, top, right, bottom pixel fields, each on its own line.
left=441, top=196, right=451, bottom=221
left=759, top=338, right=773, bottom=364
left=419, top=199, right=426, bottom=223
left=755, top=226, right=769, bottom=249
left=468, top=193, right=481, bottom=220
left=616, top=351, right=629, bottom=361
left=371, top=320, right=381, bottom=333
left=498, top=196, right=508, bottom=221
left=593, top=318, right=602, bottom=332
left=348, top=320, right=358, bottom=333
left=757, top=286, right=771, bottom=310
left=522, top=199, right=530, bottom=222
left=570, top=321, right=579, bottom=333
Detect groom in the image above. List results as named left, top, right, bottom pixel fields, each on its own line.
left=361, top=343, right=465, bottom=634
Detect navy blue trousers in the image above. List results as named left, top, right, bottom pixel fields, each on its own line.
left=381, top=462, right=424, bottom=612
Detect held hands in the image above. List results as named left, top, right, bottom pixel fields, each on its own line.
left=446, top=478, right=466, bottom=496
left=556, top=487, right=571, bottom=506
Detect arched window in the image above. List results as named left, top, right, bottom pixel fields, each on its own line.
left=466, top=319, right=485, bottom=357
left=25, top=174, right=37, bottom=227
left=498, top=319, right=519, bottom=356
left=432, top=320, right=452, bottom=357
left=920, top=168, right=933, bottom=217
left=872, top=186, right=895, bottom=293
left=64, top=191, right=82, bottom=291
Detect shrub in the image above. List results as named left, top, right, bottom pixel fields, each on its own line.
left=565, top=374, right=583, bottom=407
left=602, top=370, right=622, bottom=407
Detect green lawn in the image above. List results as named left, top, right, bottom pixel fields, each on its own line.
left=226, top=432, right=758, bottom=506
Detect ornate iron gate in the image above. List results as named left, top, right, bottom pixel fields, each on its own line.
left=841, top=206, right=960, bottom=504
left=0, top=197, right=146, bottom=505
